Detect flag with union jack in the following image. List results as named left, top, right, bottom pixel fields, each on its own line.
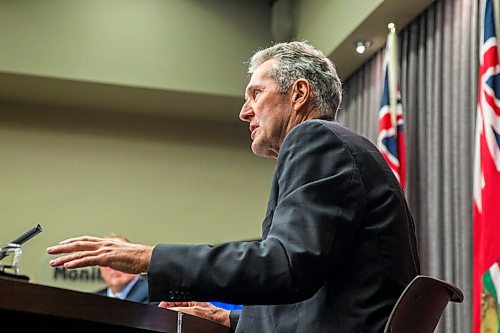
left=378, top=24, right=406, bottom=190
left=473, top=0, right=500, bottom=332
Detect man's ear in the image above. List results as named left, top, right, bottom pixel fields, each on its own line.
left=290, top=79, right=311, bottom=112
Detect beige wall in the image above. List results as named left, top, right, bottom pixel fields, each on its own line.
left=297, top=0, right=383, bottom=56
left=0, top=106, right=275, bottom=291
left=0, top=0, right=271, bottom=97
left=0, top=0, right=276, bottom=291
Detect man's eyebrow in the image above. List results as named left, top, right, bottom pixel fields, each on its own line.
left=244, top=85, right=256, bottom=99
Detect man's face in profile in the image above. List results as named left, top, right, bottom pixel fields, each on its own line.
left=240, top=59, right=294, bottom=159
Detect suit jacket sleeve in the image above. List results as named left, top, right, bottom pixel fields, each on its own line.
left=229, top=310, right=241, bottom=332
left=148, top=121, right=365, bottom=305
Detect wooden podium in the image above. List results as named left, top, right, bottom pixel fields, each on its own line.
left=0, top=277, right=230, bottom=333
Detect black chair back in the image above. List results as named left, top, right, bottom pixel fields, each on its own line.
left=384, top=275, right=464, bottom=333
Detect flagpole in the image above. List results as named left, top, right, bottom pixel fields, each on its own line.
left=495, top=0, right=500, bottom=61
left=387, top=23, right=398, bottom=128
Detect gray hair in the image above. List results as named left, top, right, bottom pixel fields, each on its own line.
left=248, top=41, right=342, bottom=120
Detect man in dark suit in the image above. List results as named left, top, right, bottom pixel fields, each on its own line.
left=48, top=41, right=420, bottom=332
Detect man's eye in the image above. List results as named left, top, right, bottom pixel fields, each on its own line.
left=254, top=90, right=261, bottom=98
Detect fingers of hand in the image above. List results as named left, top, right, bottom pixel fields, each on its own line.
left=49, top=249, right=102, bottom=268
left=47, top=239, right=103, bottom=254
left=59, top=236, right=103, bottom=245
left=158, top=301, right=190, bottom=308
left=168, top=304, right=230, bottom=326
left=169, top=307, right=198, bottom=316
left=190, top=301, right=214, bottom=309
left=157, top=301, right=230, bottom=327
left=58, top=257, right=97, bottom=269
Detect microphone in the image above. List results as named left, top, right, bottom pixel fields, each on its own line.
left=10, top=224, right=43, bottom=245
left=0, top=224, right=43, bottom=260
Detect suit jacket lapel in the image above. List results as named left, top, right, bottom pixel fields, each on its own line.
left=262, top=173, right=278, bottom=239
left=126, top=278, right=148, bottom=303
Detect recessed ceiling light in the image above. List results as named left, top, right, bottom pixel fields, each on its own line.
left=355, top=40, right=371, bottom=54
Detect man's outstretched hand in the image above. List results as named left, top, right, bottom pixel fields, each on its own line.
left=159, top=301, right=230, bottom=327
left=47, top=236, right=153, bottom=274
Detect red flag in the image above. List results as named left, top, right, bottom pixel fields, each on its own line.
left=473, top=0, right=500, bottom=332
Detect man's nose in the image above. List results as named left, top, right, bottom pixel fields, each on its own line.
left=239, top=100, right=254, bottom=122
